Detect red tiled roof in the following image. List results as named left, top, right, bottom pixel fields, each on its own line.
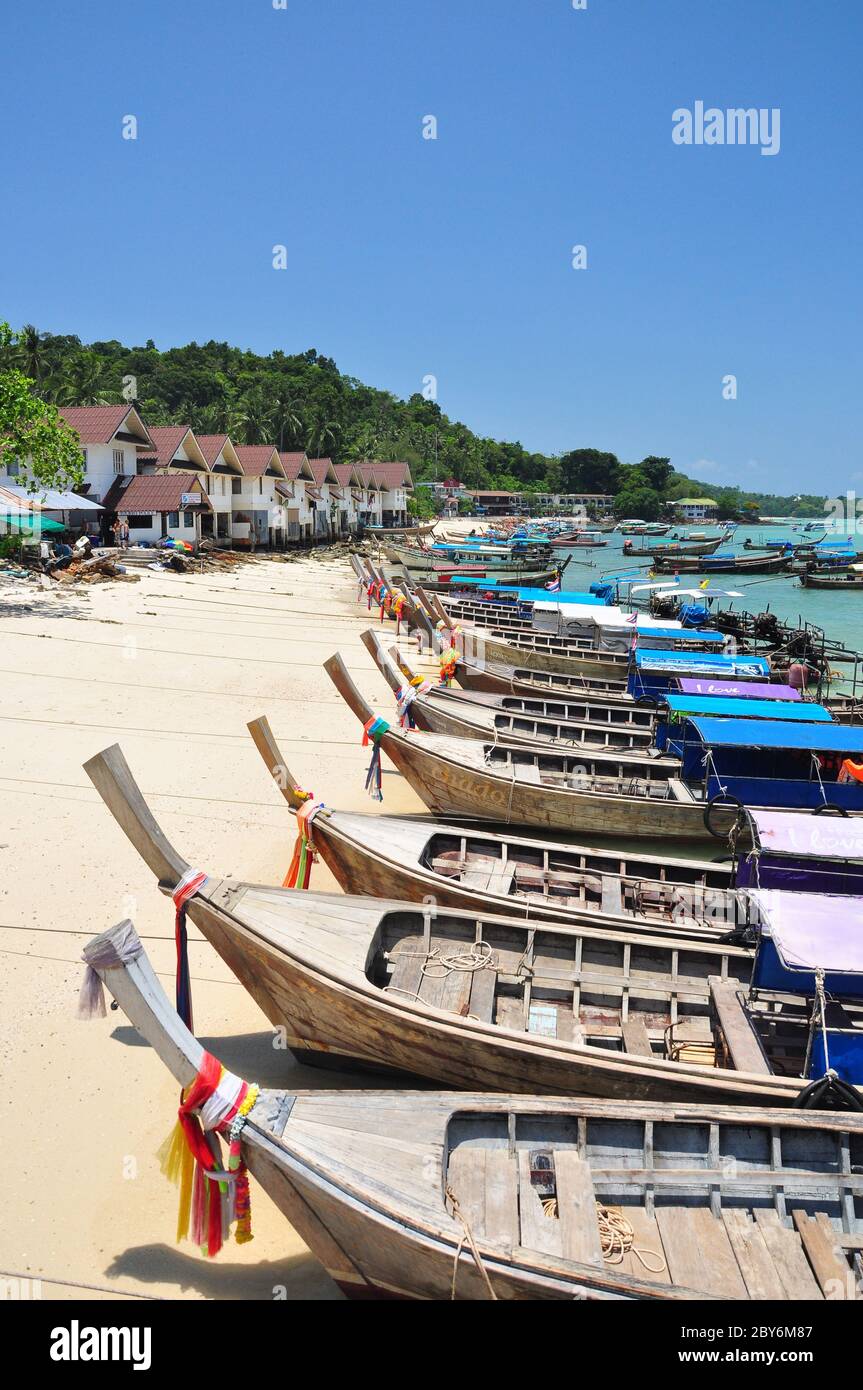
left=113, top=473, right=210, bottom=513
left=59, top=405, right=153, bottom=448
left=368, top=460, right=413, bottom=488
left=138, top=425, right=193, bottom=468
left=279, top=451, right=308, bottom=482
left=235, top=445, right=279, bottom=478
left=196, top=434, right=230, bottom=466
left=355, top=460, right=412, bottom=489
left=307, top=458, right=335, bottom=486
left=332, top=464, right=357, bottom=487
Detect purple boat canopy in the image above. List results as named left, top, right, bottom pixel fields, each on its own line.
left=748, top=889, right=863, bottom=975
left=747, top=809, right=863, bottom=860
left=676, top=678, right=800, bottom=701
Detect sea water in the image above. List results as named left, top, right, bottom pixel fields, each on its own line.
left=561, top=522, right=863, bottom=675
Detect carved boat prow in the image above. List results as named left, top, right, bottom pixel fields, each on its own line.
left=83, top=744, right=190, bottom=889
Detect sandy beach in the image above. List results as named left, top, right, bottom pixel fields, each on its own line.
left=0, top=551, right=428, bottom=1301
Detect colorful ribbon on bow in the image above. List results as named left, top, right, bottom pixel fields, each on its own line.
left=392, top=594, right=406, bottom=633
left=158, top=1051, right=259, bottom=1258
left=172, top=868, right=208, bottom=1030
left=362, top=715, right=391, bottom=800
left=284, top=794, right=325, bottom=888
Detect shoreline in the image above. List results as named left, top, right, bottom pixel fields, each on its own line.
left=0, top=552, right=426, bottom=1301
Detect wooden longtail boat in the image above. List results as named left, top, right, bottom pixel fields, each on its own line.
left=87, top=924, right=863, bottom=1301
left=247, top=716, right=739, bottom=941
left=653, top=551, right=793, bottom=576
left=800, top=571, right=863, bottom=590
left=323, top=651, right=731, bottom=842
left=454, top=652, right=640, bottom=704
left=80, top=752, right=863, bottom=1111
left=389, top=644, right=657, bottom=734
left=367, top=521, right=437, bottom=538
left=621, top=537, right=723, bottom=560
left=453, top=629, right=629, bottom=682
left=394, top=565, right=564, bottom=591
left=360, top=628, right=655, bottom=754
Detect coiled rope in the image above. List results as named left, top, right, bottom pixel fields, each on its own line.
left=387, top=940, right=497, bottom=1001
left=540, top=1198, right=666, bottom=1273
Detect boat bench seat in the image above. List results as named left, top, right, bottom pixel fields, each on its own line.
left=709, top=976, right=771, bottom=1074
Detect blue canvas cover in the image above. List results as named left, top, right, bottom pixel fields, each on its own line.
left=662, top=694, right=832, bottom=722
left=633, top=650, right=770, bottom=673
left=686, top=718, right=863, bottom=753
left=636, top=628, right=724, bottom=645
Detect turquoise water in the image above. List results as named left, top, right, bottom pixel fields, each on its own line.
left=560, top=523, right=863, bottom=674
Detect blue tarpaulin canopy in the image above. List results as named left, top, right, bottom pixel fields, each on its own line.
left=633, top=649, right=770, bottom=673
left=635, top=628, right=724, bottom=645
left=661, top=694, right=832, bottom=722
left=685, top=717, right=863, bottom=753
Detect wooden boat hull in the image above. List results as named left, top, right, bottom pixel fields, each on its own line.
left=408, top=568, right=562, bottom=591
left=467, top=633, right=628, bottom=682
left=378, top=728, right=721, bottom=841
left=81, top=756, right=857, bottom=1117
left=800, top=573, right=863, bottom=590
left=455, top=655, right=638, bottom=705
left=93, top=925, right=860, bottom=1300
left=250, top=714, right=742, bottom=945
left=360, top=628, right=655, bottom=754
left=653, top=553, right=793, bottom=575
left=622, top=539, right=722, bottom=560
left=186, top=892, right=784, bottom=1104
left=289, top=810, right=738, bottom=942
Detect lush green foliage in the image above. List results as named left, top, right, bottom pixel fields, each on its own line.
left=0, top=324, right=84, bottom=492
left=5, top=325, right=826, bottom=517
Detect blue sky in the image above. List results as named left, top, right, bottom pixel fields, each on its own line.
left=1, top=0, right=860, bottom=492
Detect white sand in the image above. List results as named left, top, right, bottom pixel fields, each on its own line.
left=0, top=554, right=428, bottom=1301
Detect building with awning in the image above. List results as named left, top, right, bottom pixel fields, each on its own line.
left=109, top=472, right=211, bottom=548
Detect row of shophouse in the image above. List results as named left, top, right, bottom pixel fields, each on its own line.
left=0, top=404, right=413, bottom=549
left=418, top=479, right=615, bottom=518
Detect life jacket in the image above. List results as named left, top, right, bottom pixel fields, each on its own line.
left=838, top=759, right=863, bottom=784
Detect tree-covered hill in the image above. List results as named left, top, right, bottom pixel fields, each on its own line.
left=2, top=325, right=826, bottom=517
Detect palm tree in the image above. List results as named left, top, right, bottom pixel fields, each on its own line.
left=271, top=391, right=304, bottom=451
left=234, top=392, right=271, bottom=445
left=15, top=325, right=52, bottom=383
left=67, top=352, right=115, bottom=405
left=305, top=413, right=341, bottom=458
left=43, top=352, right=114, bottom=406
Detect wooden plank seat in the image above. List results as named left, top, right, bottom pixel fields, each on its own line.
left=709, top=976, right=772, bottom=1074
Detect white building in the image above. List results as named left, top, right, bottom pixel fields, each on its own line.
left=332, top=464, right=364, bottom=533
left=195, top=435, right=246, bottom=545
left=232, top=445, right=289, bottom=549
left=673, top=497, right=719, bottom=522
left=306, top=458, right=342, bottom=539
left=278, top=452, right=315, bottom=540
left=367, top=461, right=413, bottom=527
left=0, top=404, right=155, bottom=538
left=111, top=472, right=212, bottom=547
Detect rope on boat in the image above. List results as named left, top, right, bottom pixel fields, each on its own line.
left=539, top=1198, right=666, bottom=1273
left=445, top=1185, right=499, bottom=1300
left=386, top=940, right=498, bottom=1000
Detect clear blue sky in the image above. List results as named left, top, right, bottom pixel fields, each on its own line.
left=2, top=0, right=860, bottom=493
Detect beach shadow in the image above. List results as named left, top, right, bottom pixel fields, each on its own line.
left=0, top=596, right=89, bottom=620
left=110, top=1024, right=411, bottom=1090
left=105, top=1243, right=343, bottom=1301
